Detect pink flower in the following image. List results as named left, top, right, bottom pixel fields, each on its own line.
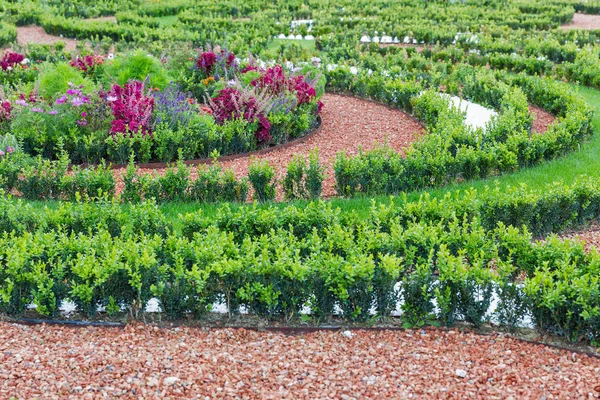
left=6, top=146, right=13, bottom=154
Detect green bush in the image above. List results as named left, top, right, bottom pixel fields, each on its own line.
left=103, top=50, right=170, bottom=90
left=248, top=157, right=276, bottom=202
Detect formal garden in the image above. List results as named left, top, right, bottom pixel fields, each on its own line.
left=1, top=0, right=600, bottom=397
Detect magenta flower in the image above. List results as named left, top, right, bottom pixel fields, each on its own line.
left=55, top=95, right=67, bottom=105
left=31, top=107, right=44, bottom=113
left=71, top=97, right=85, bottom=107
left=81, top=111, right=87, bottom=118
left=6, top=146, right=13, bottom=154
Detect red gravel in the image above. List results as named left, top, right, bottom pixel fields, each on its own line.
left=561, top=13, right=600, bottom=30
left=16, top=26, right=77, bottom=51
left=113, top=95, right=557, bottom=201
left=559, top=222, right=600, bottom=252
left=114, top=93, right=424, bottom=200
left=0, top=323, right=598, bottom=399
left=529, top=105, right=556, bottom=134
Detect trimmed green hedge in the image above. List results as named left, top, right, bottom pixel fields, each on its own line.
left=1, top=177, right=599, bottom=341
left=327, top=67, right=593, bottom=197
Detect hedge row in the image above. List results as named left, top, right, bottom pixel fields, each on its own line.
left=2, top=176, right=600, bottom=340
left=182, top=176, right=600, bottom=240
left=0, top=199, right=598, bottom=341
left=326, top=67, right=592, bottom=197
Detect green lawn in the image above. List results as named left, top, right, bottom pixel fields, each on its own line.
left=23, top=85, right=600, bottom=232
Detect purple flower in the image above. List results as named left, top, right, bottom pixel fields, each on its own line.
left=55, top=95, right=67, bottom=105
left=6, top=146, right=13, bottom=154
left=31, top=107, right=44, bottom=113
left=15, top=99, right=28, bottom=107
left=71, top=97, right=85, bottom=107
left=48, top=110, right=58, bottom=115
left=76, top=119, right=88, bottom=126
left=66, top=88, right=81, bottom=96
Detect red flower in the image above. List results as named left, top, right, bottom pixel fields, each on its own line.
left=0, top=100, right=11, bottom=123
left=108, top=81, right=155, bottom=137
left=0, top=51, right=25, bottom=71
left=196, top=51, right=217, bottom=75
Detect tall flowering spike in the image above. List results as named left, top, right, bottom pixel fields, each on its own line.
left=108, top=80, right=155, bottom=137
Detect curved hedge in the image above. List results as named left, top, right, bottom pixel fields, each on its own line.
left=325, top=66, right=593, bottom=196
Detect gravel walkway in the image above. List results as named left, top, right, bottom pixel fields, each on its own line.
left=0, top=323, right=598, bottom=399
left=113, top=94, right=556, bottom=201
left=561, top=13, right=600, bottom=30
left=114, top=93, right=424, bottom=200
left=559, top=222, right=600, bottom=252
left=16, top=26, right=77, bottom=51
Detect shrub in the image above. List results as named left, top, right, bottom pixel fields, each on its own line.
left=38, top=62, right=95, bottom=100
left=248, top=157, right=276, bottom=202
left=104, top=51, right=170, bottom=90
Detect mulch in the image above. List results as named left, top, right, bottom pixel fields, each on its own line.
left=113, top=93, right=425, bottom=200
left=559, top=221, right=600, bottom=252
left=1, top=323, right=598, bottom=399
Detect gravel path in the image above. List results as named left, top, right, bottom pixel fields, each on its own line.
left=16, top=26, right=77, bottom=51
left=113, top=94, right=556, bottom=201
left=559, top=222, right=600, bottom=252
left=561, top=13, right=600, bottom=30
left=0, top=323, right=598, bottom=399
left=114, top=93, right=424, bottom=200
left=529, top=105, right=555, bottom=134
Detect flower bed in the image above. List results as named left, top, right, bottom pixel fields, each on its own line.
left=0, top=48, right=324, bottom=164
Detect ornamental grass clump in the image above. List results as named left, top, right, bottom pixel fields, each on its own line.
left=208, top=86, right=272, bottom=142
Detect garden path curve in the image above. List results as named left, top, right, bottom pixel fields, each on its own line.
left=113, top=94, right=556, bottom=201
left=114, top=93, right=425, bottom=200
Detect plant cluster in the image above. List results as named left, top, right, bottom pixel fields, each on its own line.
left=0, top=177, right=599, bottom=342
left=0, top=48, right=323, bottom=164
